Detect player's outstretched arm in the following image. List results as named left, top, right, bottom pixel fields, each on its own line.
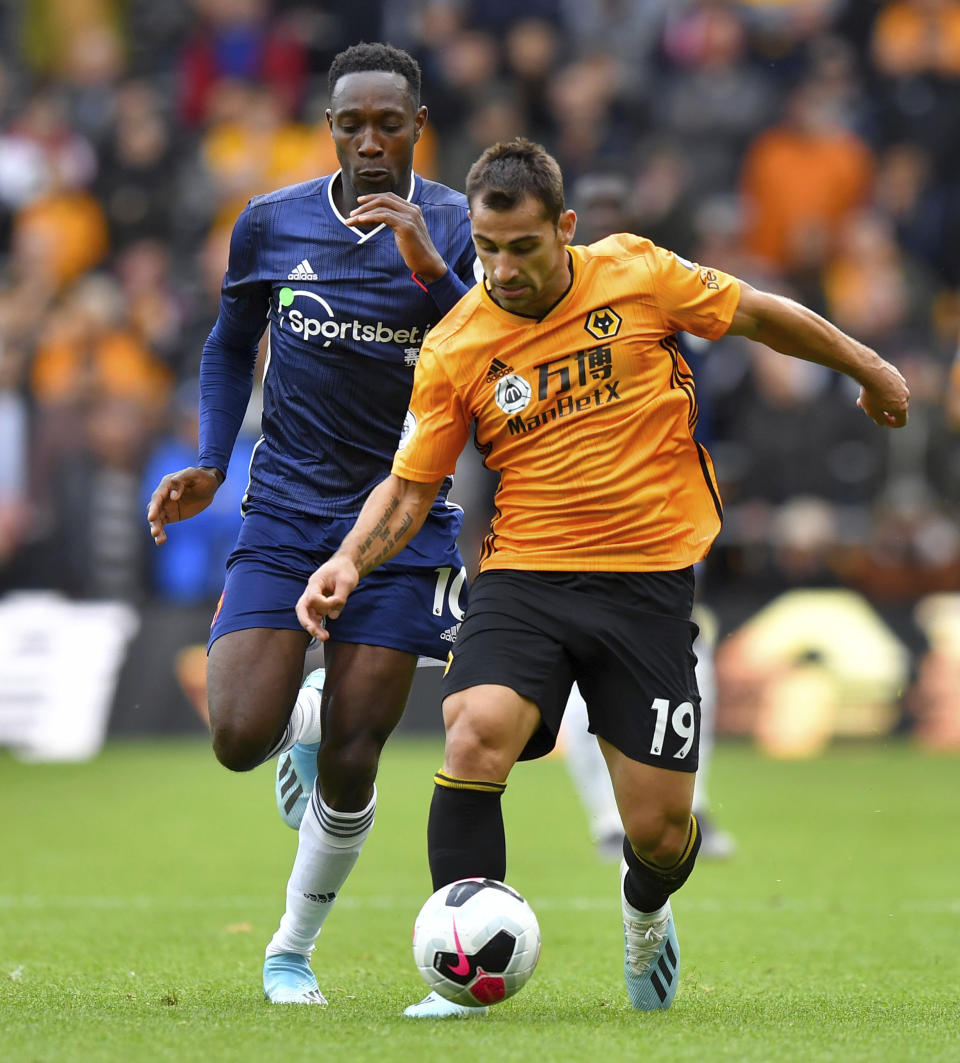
left=147, top=466, right=223, bottom=545
left=727, top=283, right=909, bottom=428
left=296, top=473, right=444, bottom=641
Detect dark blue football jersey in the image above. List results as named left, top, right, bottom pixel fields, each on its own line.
left=198, top=171, right=478, bottom=565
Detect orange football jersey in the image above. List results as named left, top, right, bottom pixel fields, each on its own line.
left=393, top=234, right=741, bottom=572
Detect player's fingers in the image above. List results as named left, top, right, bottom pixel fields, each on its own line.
left=296, top=594, right=335, bottom=640
left=302, top=616, right=330, bottom=642
left=146, top=488, right=168, bottom=522
left=354, top=192, right=409, bottom=210
left=869, top=408, right=906, bottom=428
left=312, top=589, right=345, bottom=618
left=147, top=476, right=184, bottom=516
left=346, top=208, right=404, bottom=229
left=147, top=494, right=181, bottom=535
left=295, top=593, right=317, bottom=636
left=349, top=196, right=420, bottom=226
left=147, top=494, right=166, bottom=542
left=885, top=408, right=908, bottom=428
left=859, top=391, right=907, bottom=428
left=303, top=621, right=329, bottom=642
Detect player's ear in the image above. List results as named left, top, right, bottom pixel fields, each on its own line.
left=559, top=209, right=577, bottom=244
left=414, top=105, right=428, bottom=142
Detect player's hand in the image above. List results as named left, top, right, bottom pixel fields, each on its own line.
left=147, top=467, right=221, bottom=545
left=347, top=193, right=447, bottom=280
left=857, top=361, right=910, bottom=428
left=296, top=556, right=361, bottom=641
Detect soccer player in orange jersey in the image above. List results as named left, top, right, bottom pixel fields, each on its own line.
left=295, top=138, right=910, bottom=1017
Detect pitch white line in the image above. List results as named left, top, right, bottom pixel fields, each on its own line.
left=0, top=895, right=957, bottom=914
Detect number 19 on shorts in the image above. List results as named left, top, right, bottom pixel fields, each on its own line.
left=648, top=698, right=696, bottom=759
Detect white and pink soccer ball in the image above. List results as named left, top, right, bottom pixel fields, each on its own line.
left=412, top=878, right=541, bottom=1007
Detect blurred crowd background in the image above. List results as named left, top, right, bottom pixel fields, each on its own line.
left=2, top=0, right=960, bottom=758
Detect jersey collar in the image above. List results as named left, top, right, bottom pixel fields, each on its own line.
left=327, top=170, right=418, bottom=244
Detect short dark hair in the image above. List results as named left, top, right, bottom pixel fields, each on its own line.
left=466, top=137, right=565, bottom=224
left=328, top=42, right=421, bottom=107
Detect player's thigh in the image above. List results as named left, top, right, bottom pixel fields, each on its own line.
left=206, top=531, right=314, bottom=736
left=317, top=562, right=465, bottom=764
left=440, top=574, right=576, bottom=763
left=321, top=640, right=418, bottom=750
left=207, top=625, right=311, bottom=744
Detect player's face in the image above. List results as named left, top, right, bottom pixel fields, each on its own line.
left=471, top=195, right=577, bottom=318
left=326, top=71, right=426, bottom=206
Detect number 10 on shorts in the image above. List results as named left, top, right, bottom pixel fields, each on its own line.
left=432, top=566, right=467, bottom=620
left=648, top=698, right=696, bottom=759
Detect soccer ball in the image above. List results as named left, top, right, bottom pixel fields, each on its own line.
left=412, top=878, right=541, bottom=1007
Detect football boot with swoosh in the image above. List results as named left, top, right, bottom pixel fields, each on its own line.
left=403, top=991, right=489, bottom=1019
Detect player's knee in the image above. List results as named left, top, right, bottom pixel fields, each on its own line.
left=208, top=705, right=273, bottom=772
left=442, top=709, right=512, bottom=782
left=623, top=807, right=691, bottom=867
left=316, top=734, right=381, bottom=805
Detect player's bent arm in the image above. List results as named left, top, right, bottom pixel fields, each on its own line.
left=346, top=193, right=470, bottom=311
left=295, top=474, right=444, bottom=641
left=349, top=193, right=448, bottom=281
left=727, top=282, right=909, bottom=428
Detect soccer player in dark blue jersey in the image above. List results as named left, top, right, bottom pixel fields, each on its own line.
left=147, top=43, right=478, bottom=1009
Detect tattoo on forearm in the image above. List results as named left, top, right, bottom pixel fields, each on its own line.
left=356, top=497, right=414, bottom=574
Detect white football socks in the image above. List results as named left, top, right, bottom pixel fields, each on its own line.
left=622, top=864, right=670, bottom=924
left=265, top=783, right=376, bottom=958
left=264, top=678, right=325, bottom=762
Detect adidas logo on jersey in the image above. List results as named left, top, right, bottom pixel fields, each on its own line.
left=440, top=623, right=461, bottom=643
left=485, top=358, right=513, bottom=382
left=288, top=259, right=319, bottom=280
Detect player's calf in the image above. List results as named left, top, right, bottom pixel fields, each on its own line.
left=427, top=772, right=507, bottom=887
left=622, top=814, right=701, bottom=913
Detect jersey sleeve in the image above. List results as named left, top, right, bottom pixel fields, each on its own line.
left=423, top=212, right=480, bottom=314
left=423, top=268, right=469, bottom=316
left=197, top=202, right=270, bottom=473
left=209, top=202, right=274, bottom=349
left=391, top=342, right=471, bottom=483
left=646, top=244, right=741, bottom=340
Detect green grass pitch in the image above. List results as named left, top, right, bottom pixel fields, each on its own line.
left=1, top=737, right=957, bottom=1062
